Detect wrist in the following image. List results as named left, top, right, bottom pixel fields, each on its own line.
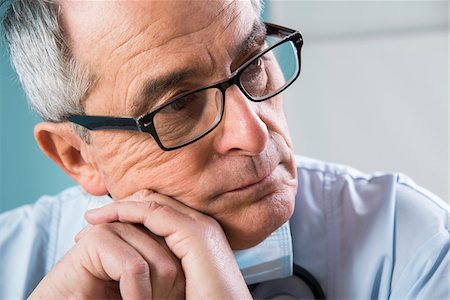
left=182, top=235, right=251, bottom=299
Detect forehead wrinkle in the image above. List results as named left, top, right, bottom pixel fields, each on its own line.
left=117, top=24, right=220, bottom=117
left=110, top=10, right=216, bottom=71
left=215, top=0, right=239, bottom=21
left=97, top=20, right=162, bottom=110
left=110, top=18, right=164, bottom=60
left=114, top=2, right=255, bottom=117
left=124, top=36, right=223, bottom=118
left=220, top=2, right=246, bottom=34
left=91, top=11, right=218, bottom=116
left=127, top=20, right=265, bottom=118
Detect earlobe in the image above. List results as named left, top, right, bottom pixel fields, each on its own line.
left=34, top=122, right=108, bottom=196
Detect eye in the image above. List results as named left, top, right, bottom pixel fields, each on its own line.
left=245, top=56, right=266, bottom=77
left=164, top=92, right=201, bottom=113
left=251, top=57, right=263, bottom=68
left=241, top=56, right=266, bottom=84
left=240, top=53, right=271, bottom=98
left=169, top=96, right=189, bottom=112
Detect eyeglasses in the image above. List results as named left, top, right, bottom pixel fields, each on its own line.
left=67, top=23, right=303, bottom=151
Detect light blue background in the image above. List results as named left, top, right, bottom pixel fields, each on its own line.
left=0, top=40, right=75, bottom=212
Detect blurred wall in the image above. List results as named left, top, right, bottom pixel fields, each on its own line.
left=268, top=0, right=448, bottom=201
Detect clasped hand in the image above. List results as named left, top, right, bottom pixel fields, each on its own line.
left=30, top=190, right=252, bottom=299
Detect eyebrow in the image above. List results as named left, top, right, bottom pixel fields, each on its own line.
left=131, top=68, right=198, bottom=117
left=131, top=20, right=267, bottom=117
left=233, top=20, right=267, bottom=60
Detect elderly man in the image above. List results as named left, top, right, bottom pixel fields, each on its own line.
left=0, top=0, right=448, bottom=299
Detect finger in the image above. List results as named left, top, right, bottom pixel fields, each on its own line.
left=74, top=224, right=93, bottom=242
left=85, top=201, right=190, bottom=238
left=78, top=226, right=153, bottom=299
left=120, top=256, right=152, bottom=300
left=85, top=200, right=207, bottom=260
left=115, top=223, right=185, bottom=299
left=119, top=189, right=196, bottom=216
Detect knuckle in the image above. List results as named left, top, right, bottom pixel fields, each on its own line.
left=125, top=256, right=149, bottom=276
left=143, top=200, right=160, bottom=211
left=80, top=223, right=126, bottom=246
left=192, top=212, right=218, bottom=228
left=143, top=201, right=168, bottom=223
left=134, top=189, right=155, bottom=200
left=158, top=261, right=178, bottom=282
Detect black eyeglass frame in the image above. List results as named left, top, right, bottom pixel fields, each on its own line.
left=67, top=22, right=303, bottom=151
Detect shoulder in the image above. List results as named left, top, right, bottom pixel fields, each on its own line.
left=292, top=155, right=449, bottom=298
left=294, top=155, right=448, bottom=244
left=390, top=176, right=449, bottom=297
left=0, top=186, right=89, bottom=232
left=293, top=155, right=408, bottom=227
left=295, top=155, right=448, bottom=219
left=0, top=186, right=91, bottom=299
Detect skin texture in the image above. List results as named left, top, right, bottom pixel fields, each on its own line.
left=31, top=0, right=298, bottom=298
left=31, top=191, right=252, bottom=299
left=61, top=0, right=297, bottom=249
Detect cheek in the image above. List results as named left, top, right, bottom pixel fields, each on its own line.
left=89, top=131, right=211, bottom=199
left=89, top=132, right=160, bottom=195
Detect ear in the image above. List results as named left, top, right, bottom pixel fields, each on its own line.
left=34, top=122, right=108, bottom=196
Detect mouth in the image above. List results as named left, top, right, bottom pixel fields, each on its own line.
left=227, top=171, right=272, bottom=193
left=217, top=164, right=280, bottom=202
left=208, top=138, right=296, bottom=206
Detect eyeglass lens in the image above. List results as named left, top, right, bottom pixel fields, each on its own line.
left=153, top=39, right=298, bottom=148
left=241, top=40, right=298, bottom=100
left=154, top=88, right=223, bottom=148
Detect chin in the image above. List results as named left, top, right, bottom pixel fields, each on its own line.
left=219, top=187, right=296, bottom=250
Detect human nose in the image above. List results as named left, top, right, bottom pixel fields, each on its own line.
left=213, top=86, right=269, bottom=155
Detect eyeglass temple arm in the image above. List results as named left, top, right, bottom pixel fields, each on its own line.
left=67, top=115, right=141, bottom=131
left=264, top=22, right=296, bottom=36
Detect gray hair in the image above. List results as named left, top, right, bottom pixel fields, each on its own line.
left=2, top=0, right=92, bottom=123
left=2, top=0, right=263, bottom=124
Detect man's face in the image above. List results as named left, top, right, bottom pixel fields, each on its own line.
left=62, top=0, right=298, bottom=249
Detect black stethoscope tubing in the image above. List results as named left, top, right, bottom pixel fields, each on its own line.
left=293, top=263, right=326, bottom=299
left=248, top=263, right=326, bottom=299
